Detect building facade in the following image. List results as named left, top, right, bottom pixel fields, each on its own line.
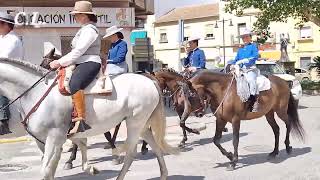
left=149, top=1, right=320, bottom=79
left=0, top=0, right=154, bottom=71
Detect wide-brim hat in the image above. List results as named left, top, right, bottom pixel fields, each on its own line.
left=0, top=12, right=15, bottom=24
left=70, top=1, right=95, bottom=15
left=103, top=26, right=123, bottom=38
left=188, top=36, right=200, bottom=42
left=238, top=28, right=255, bottom=38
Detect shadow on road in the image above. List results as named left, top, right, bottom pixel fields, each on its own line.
left=181, top=132, right=249, bottom=152
left=148, top=175, right=205, bottom=180
left=56, top=169, right=119, bottom=180
left=214, top=147, right=312, bottom=170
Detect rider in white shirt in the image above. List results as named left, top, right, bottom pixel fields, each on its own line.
left=0, top=12, right=23, bottom=135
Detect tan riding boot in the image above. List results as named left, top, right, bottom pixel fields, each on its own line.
left=68, top=90, right=91, bottom=136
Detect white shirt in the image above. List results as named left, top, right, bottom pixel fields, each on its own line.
left=0, top=30, right=23, bottom=60
left=58, top=24, right=101, bottom=67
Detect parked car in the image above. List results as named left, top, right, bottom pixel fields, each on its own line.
left=256, top=60, right=302, bottom=106
left=295, top=68, right=311, bottom=81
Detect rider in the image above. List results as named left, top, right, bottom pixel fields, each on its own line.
left=103, top=26, right=128, bottom=75
left=183, top=36, right=206, bottom=72
left=49, top=1, right=101, bottom=135
left=0, top=12, right=23, bottom=135
left=230, top=28, right=259, bottom=112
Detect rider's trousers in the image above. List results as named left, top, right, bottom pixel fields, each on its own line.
left=244, top=70, right=258, bottom=95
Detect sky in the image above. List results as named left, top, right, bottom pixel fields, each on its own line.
left=154, top=0, right=218, bottom=18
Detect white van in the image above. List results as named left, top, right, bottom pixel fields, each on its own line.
left=256, top=61, right=302, bottom=105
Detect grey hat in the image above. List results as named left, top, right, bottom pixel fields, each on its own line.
left=0, top=12, right=15, bottom=24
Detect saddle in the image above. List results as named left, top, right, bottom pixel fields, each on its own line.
left=233, top=65, right=271, bottom=102
left=58, top=59, right=113, bottom=96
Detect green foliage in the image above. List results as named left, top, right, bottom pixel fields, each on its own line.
left=301, top=80, right=320, bottom=90
left=309, top=56, right=320, bottom=75
left=225, top=0, right=320, bottom=31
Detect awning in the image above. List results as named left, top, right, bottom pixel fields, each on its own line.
left=259, top=51, right=281, bottom=60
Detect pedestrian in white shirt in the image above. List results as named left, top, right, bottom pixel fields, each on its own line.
left=0, top=12, right=23, bottom=135
left=0, top=12, right=23, bottom=60
left=49, top=1, right=101, bottom=136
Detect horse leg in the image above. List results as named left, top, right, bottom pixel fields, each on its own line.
left=265, top=111, right=280, bottom=158
left=179, top=121, right=188, bottom=147
left=104, top=131, right=113, bottom=149
left=213, top=119, right=233, bottom=161
left=74, top=138, right=100, bottom=175
left=116, top=115, right=147, bottom=180
left=104, top=123, right=121, bottom=149
left=228, top=119, right=240, bottom=171
left=63, top=143, right=78, bottom=170
left=41, top=134, right=65, bottom=180
left=141, top=128, right=168, bottom=180
left=276, top=111, right=292, bottom=154
left=141, top=140, right=149, bottom=155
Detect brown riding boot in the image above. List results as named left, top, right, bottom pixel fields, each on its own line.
left=68, top=90, right=91, bottom=136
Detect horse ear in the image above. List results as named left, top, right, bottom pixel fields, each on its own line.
left=45, top=48, right=55, bottom=58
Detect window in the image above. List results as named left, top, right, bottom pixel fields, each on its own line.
left=205, top=24, right=214, bottom=39
left=300, top=26, right=312, bottom=39
left=184, top=26, right=191, bottom=41
left=300, top=57, right=311, bottom=69
left=60, top=36, right=74, bottom=55
left=159, top=29, right=168, bottom=43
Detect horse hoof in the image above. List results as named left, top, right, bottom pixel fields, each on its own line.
left=90, top=166, right=100, bottom=175
left=286, top=146, right=292, bottom=155
left=268, top=151, right=279, bottom=159
left=193, top=129, right=200, bottom=135
left=63, top=163, right=73, bottom=170
left=141, top=148, right=149, bottom=155
left=178, top=142, right=185, bottom=148
left=226, top=163, right=235, bottom=171
left=112, top=157, right=123, bottom=165
left=104, top=143, right=112, bottom=149
left=226, top=152, right=234, bottom=161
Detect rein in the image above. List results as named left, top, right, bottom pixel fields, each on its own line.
left=205, top=74, right=235, bottom=118
left=0, top=69, right=54, bottom=111
left=163, top=86, right=181, bottom=98
left=0, top=68, right=57, bottom=145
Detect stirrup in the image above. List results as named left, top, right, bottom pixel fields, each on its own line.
left=251, top=102, right=259, bottom=112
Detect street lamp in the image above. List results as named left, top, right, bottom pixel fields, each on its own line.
left=214, top=18, right=233, bottom=66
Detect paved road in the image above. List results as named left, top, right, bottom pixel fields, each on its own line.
left=0, top=95, right=319, bottom=180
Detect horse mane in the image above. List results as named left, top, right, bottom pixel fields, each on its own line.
left=0, top=58, right=49, bottom=76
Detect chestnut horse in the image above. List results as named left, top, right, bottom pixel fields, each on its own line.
left=184, top=70, right=305, bottom=170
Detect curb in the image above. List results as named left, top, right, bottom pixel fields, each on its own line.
left=0, top=137, right=32, bottom=144
left=303, top=90, right=320, bottom=95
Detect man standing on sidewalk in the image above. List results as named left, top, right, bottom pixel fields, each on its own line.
left=0, top=12, right=23, bottom=135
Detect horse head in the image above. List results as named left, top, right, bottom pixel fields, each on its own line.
left=40, top=48, right=62, bottom=70
left=176, top=80, right=204, bottom=121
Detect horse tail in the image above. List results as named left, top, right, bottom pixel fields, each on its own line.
left=148, top=83, right=179, bottom=155
left=287, top=92, right=305, bottom=141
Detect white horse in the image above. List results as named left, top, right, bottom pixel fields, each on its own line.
left=0, top=58, right=177, bottom=180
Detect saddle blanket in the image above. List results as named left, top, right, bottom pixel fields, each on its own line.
left=257, top=75, right=271, bottom=92
left=58, top=65, right=113, bottom=96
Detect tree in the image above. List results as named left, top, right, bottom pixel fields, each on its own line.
left=309, top=56, right=320, bottom=76
left=225, top=0, right=320, bottom=31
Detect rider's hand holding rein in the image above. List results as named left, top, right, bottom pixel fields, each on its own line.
left=49, top=60, right=62, bottom=69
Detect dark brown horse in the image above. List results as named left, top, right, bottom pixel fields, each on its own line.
left=183, top=70, right=305, bottom=170
left=153, top=69, right=213, bottom=146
